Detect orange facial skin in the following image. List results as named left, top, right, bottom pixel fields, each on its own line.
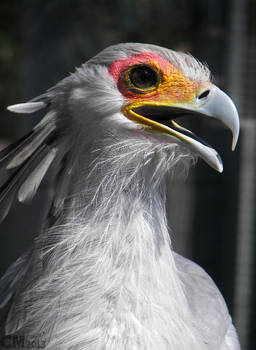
left=108, top=52, right=200, bottom=104
left=108, top=52, right=210, bottom=134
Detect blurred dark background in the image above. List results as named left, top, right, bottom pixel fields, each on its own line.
left=0, top=0, right=255, bottom=348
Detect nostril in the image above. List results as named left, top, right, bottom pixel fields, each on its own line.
left=198, top=89, right=210, bottom=99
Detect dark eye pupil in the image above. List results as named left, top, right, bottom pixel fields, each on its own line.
left=129, top=65, right=158, bottom=89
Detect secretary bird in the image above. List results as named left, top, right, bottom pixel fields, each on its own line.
left=0, top=43, right=240, bottom=349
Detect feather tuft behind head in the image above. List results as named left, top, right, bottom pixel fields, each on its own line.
left=7, top=102, right=47, bottom=114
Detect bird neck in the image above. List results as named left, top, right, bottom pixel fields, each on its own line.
left=13, top=136, right=202, bottom=349
left=58, top=153, right=188, bottom=349
left=38, top=137, right=200, bottom=348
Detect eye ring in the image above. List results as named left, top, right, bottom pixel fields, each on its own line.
left=125, top=64, right=160, bottom=93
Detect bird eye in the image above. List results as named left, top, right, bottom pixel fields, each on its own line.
left=127, top=65, right=159, bottom=92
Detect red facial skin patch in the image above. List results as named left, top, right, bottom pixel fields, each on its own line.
left=108, top=52, right=209, bottom=137
left=108, top=52, right=200, bottom=104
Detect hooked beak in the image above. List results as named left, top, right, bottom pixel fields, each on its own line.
left=122, top=85, right=240, bottom=172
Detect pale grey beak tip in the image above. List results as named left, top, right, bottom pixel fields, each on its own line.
left=231, top=128, right=239, bottom=151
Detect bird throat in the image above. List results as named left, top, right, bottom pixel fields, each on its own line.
left=41, top=138, right=199, bottom=349
left=9, top=138, right=201, bottom=349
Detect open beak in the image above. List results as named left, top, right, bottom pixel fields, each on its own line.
left=123, top=85, right=240, bottom=172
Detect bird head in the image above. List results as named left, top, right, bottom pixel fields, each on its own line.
left=8, top=43, right=240, bottom=175
left=3, top=43, right=240, bottom=219
left=69, top=43, right=239, bottom=173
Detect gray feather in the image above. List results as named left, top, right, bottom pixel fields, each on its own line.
left=0, top=249, right=32, bottom=339
left=7, top=102, right=46, bottom=114
left=18, top=147, right=57, bottom=202
left=51, top=152, right=74, bottom=216
left=0, top=120, right=56, bottom=171
left=0, top=107, right=64, bottom=221
left=0, top=145, right=51, bottom=221
left=0, top=188, right=16, bottom=222
left=0, top=250, right=32, bottom=309
left=34, top=110, right=57, bottom=129
left=6, top=122, right=56, bottom=169
left=0, top=132, right=34, bottom=162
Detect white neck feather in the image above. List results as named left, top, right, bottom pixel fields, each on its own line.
left=9, top=134, right=207, bottom=349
